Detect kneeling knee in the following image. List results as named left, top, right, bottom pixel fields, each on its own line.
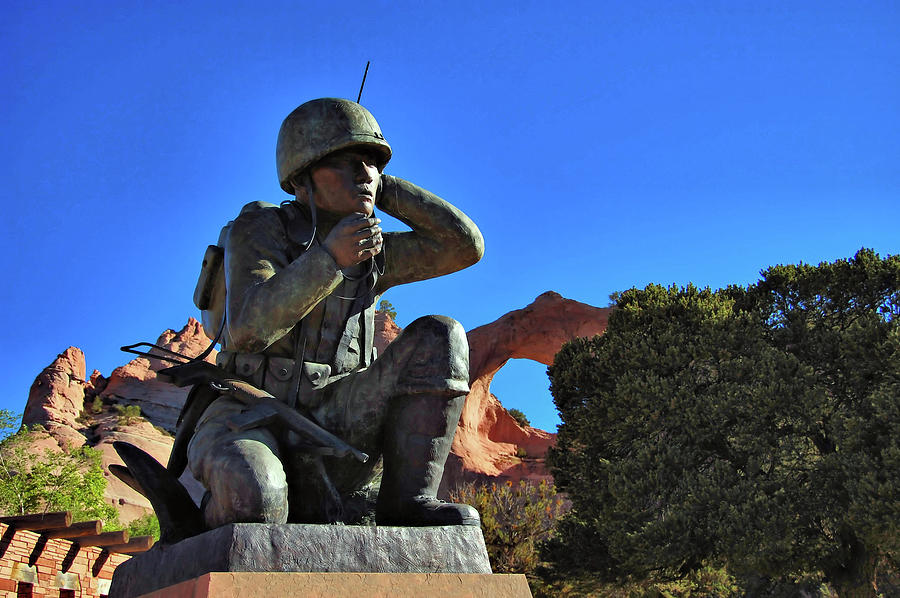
left=395, top=315, right=469, bottom=395
left=204, top=441, right=288, bottom=526
left=405, top=315, right=468, bottom=355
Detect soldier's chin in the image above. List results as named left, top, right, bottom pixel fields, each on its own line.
left=356, top=197, right=375, bottom=216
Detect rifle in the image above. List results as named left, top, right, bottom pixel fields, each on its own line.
left=157, top=359, right=369, bottom=463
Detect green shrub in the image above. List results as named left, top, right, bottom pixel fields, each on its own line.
left=531, top=564, right=743, bottom=598
left=126, top=512, right=160, bottom=541
left=115, top=404, right=142, bottom=426
left=0, top=411, right=119, bottom=526
left=377, top=299, right=397, bottom=320
left=90, top=396, right=103, bottom=414
left=507, top=408, right=530, bottom=428
left=449, top=480, right=566, bottom=575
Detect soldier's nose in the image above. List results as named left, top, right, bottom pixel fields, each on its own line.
left=354, top=162, right=375, bottom=183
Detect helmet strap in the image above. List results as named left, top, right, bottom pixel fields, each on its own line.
left=290, top=172, right=375, bottom=302
left=286, top=174, right=317, bottom=252
left=303, top=176, right=317, bottom=251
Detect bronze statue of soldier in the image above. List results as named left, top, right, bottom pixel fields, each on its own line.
left=163, top=98, right=485, bottom=530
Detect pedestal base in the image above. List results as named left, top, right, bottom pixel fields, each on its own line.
left=139, top=572, right=533, bottom=598
left=110, top=524, right=493, bottom=597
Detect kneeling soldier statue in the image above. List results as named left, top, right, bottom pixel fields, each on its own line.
left=140, top=98, right=484, bottom=532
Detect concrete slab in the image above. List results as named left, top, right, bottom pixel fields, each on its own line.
left=109, top=523, right=492, bottom=598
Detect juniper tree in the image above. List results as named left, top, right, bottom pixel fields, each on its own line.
left=546, top=249, right=900, bottom=598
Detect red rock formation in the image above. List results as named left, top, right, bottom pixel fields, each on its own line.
left=87, top=369, right=108, bottom=395
left=23, top=347, right=91, bottom=448
left=443, top=291, right=610, bottom=490
left=20, top=320, right=214, bottom=521
left=374, top=310, right=401, bottom=356
left=102, top=318, right=216, bottom=433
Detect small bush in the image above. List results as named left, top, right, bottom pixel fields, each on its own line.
left=507, top=408, right=530, bottom=428
left=115, top=404, right=142, bottom=426
left=449, top=480, right=566, bottom=575
left=377, top=299, right=397, bottom=320
left=516, top=447, right=528, bottom=459
left=126, top=512, right=160, bottom=541
left=90, top=396, right=103, bottom=414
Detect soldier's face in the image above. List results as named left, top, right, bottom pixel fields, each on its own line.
left=309, top=148, right=382, bottom=217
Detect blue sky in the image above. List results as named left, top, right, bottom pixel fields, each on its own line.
left=2, top=1, right=897, bottom=432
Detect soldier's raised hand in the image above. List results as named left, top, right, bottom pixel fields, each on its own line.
left=322, top=213, right=383, bottom=269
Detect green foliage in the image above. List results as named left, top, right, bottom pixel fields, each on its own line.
left=126, top=512, right=160, bottom=541
left=533, top=563, right=850, bottom=597
left=449, top=480, right=566, bottom=575
left=90, top=396, right=103, bottom=414
left=547, top=249, right=900, bottom=597
left=377, top=299, right=397, bottom=320
left=0, top=411, right=19, bottom=440
left=532, top=564, right=745, bottom=598
left=0, top=414, right=119, bottom=526
left=516, top=446, right=528, bottom=459
left=508, top=408, right=531, bottom=428
left=115, top=404, right=142, bottom=426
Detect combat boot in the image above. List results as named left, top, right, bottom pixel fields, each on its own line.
left=376, top=394, right=479, bottom=526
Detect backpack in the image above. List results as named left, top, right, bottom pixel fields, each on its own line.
left=193, top=201, right=279, bottom=342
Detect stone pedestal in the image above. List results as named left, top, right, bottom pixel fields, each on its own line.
left=110, top=524, right=498, bottom=598
left=138, top=572, right=532, bottom=598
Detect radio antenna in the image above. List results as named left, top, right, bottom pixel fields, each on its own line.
left=356, top=61, right=370, bottom=103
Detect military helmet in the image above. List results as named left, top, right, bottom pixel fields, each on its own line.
left=276, top=98, right=392, bottom=194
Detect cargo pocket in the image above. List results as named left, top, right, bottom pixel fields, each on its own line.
left=234, top=353, right=266, bottom=388
left=215, top=351, right=236, bottom=373
left=265, top=357, right=295, bottom=401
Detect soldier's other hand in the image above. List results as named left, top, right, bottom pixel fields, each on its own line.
left=323, top=213, right=383, bottom=269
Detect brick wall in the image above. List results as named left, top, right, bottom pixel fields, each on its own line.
left=0, top=523, right=130, bottom=597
